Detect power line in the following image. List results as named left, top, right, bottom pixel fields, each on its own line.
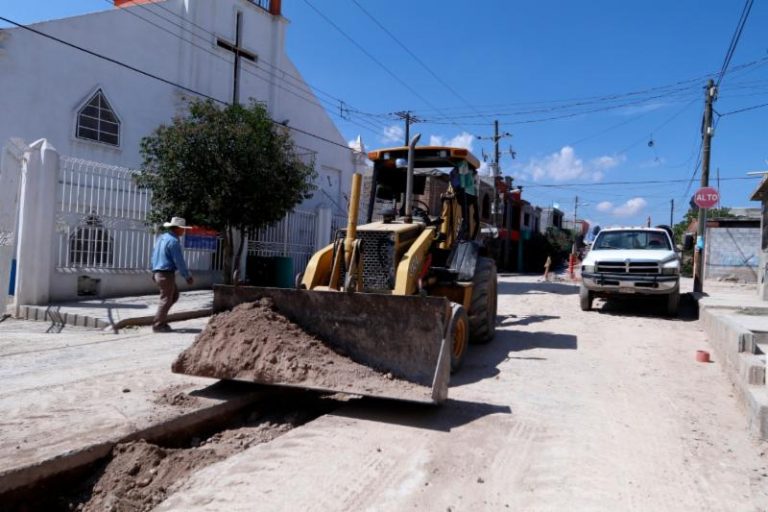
left=716, top=0, right=754, bottom=88
left=301, top=0, right=472, bottom=135
left=0, top=14, right=363, bottom=154
left=521, top=175, right=758, bottom=189
left=348, top=0, right=492, bottom=124
left=719, top=101, right=768, bottom=116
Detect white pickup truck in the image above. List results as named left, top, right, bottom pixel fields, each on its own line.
left=579, top=227, right=681, bottom=316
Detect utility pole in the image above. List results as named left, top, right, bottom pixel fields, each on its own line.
left=394, top=111, right=421, bottom=146
left=693, top=79, right=717, bottom=294
left=477, top=120, right=512, bottom=228
left=670, top=199, right=674, bottom=227
left=573, top=195, right=579, bottom=231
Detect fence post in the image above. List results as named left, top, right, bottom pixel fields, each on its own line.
left=315, top=206, right=333, bottom=251
left=15, top=139, right=59, bottom=306
left=0, top=139, right=26, bottom=316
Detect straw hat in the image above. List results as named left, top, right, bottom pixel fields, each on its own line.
left=163, top=217, right=192, bottom=229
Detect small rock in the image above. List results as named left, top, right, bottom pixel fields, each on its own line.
left=477, top=477, right=485, bottom=483
left=122, top=388, right=131, bottom=393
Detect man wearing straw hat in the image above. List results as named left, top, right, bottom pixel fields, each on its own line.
left=151, top=216, right=194, bottom=332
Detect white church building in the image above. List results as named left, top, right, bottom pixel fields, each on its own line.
left=0, top=0, right=366, bottom=308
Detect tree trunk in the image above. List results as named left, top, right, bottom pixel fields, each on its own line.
left=223, top=226, right=234, bottom=285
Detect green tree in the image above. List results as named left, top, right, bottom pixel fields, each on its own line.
left=672, top=205, right=733, bottom=244
left=137, top=99, right=317, bottom=283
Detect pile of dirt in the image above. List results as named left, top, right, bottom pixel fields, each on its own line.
left=172, top=299, right=426, bottom=397
left=153, top=385, right=200, bottom=408
left=75, top=398, right=333, bottom=512
left=77, top=441, right=222, bottom=512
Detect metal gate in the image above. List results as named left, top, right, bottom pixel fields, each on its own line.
left=0, top=139, right=25, bottom=316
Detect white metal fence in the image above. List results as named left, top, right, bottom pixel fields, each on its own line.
left=248, top=209, right=318, bottom=272
left=55, top=157, right=222, bottom=272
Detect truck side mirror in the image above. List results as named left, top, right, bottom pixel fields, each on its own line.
left=682, top=233, right=694, bottom=251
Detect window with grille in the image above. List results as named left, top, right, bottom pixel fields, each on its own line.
left=69, top=215, right=114, bottom=267
left=76, top=90, right=120, bottom=146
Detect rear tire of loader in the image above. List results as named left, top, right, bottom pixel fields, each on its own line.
left=448, top=303, right=469, bottom=373
left=468, top=257, right=497, bottom=344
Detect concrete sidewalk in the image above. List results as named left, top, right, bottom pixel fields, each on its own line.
left=695, top=279, right=768, bottom=439
left=0, top=316, right=263, bottom=499
left=14, top=289, right=214, bottom=331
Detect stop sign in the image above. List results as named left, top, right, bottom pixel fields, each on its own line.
left=694, top=187, right=719, bottom=209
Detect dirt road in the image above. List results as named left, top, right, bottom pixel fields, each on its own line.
left=147, top=276, right=768, bottom=509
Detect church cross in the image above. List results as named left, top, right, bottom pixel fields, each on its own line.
left=217, top=12, right=257, bottom=105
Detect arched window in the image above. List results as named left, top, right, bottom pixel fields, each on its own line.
left=69, top=214, right=114, bottom=267
left=76, top=90, right=120, bottom=146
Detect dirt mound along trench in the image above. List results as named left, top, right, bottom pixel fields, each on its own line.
left=172, top=299, right=428, bottom=398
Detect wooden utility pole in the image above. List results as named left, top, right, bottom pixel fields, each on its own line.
left=670, top=199, right=674, bottom=227
left=394, top=111, right=420, bottom=146
left=477, top=120, right=512, bottom=228
left=693, top=79, right=717, bottom=294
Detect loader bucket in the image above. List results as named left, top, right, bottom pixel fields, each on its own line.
left=172, top=285, right=452, bottom=404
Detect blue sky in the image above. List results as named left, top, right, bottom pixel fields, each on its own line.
left=2, top=1, right=767, bottom=228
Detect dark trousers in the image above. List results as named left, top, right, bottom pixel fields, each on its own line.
left=153, top=271, right=179, bottom=328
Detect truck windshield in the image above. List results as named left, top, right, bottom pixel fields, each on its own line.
left=593, top=231, right=671, bottom=250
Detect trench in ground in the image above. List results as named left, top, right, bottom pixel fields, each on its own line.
left=3, top=385, right=345, bottom=512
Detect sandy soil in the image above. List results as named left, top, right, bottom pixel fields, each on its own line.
left=75, top=398, right=330, bottom=512
left=156, top=275, right=768, bottom=511
left=172, top=299, right=425, bottom=397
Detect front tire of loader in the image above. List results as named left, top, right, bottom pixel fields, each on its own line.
left=448, top=303, right=469, bottom=373
left=468, top=257, right=497, bottom=344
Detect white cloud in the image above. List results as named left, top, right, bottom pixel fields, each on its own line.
left=524, top=146, right=584, bottom=182
left=594, top=197, right=647, bottom=217
left=591, top=154, right=624, bottom=170
left=522, top=146, right=624, bottom=182
left=596, top=201, right=614, bottom=212
left=613, top=197, right=647, bottom=217
left=381, top=124, right=404, bottom=144
left=429, top=131, right=475, bottom=151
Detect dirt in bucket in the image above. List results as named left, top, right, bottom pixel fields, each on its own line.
left=171, top=298, right=427, bottom=398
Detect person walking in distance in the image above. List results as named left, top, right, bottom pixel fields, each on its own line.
left=151, top=217, right=193, bottom=332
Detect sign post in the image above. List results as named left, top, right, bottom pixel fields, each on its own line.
left=692, top=186, right=719, bottom=294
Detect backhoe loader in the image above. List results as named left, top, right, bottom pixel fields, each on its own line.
left=173, top=135, right=498, bottom=404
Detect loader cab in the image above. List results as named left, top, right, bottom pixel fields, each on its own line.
left=366, top=146, right=482, bottom=242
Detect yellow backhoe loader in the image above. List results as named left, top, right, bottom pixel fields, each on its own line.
left=174, top=135, right=498, bottom=404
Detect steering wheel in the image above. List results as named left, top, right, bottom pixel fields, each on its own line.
left=411, top=199, right=432, bottom=219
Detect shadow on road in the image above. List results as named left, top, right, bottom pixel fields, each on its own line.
left=498, top=280, right=578, bottom=296
left=500, top=314, right=560, bottom=327
left=591, top=292, right=698, bottom=322
left=450, top=328, right=577, bottom=387
left=335, top=396, right=511, bottom=432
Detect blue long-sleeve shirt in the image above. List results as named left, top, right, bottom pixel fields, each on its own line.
left=151, top=232, right=190, bottom=279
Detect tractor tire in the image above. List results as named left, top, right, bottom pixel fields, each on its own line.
left=447, top=303, right=469, bottom=373
left=579, top=284, right=593, bottom=311
left=468, top=257, right=498, bottom=344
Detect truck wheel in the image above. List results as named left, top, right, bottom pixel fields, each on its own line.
left=579, top=285, right=593, bottom=311
left=665, top=289, right=680, bottom=317
left=468, top=257, right=497, bottom=344
left=447, top=303, right=469, bottom=373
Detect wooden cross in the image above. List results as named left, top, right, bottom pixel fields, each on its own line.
left=217, top=12, right=257, bottom=105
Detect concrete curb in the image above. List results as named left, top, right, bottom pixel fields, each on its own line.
left=699, top=305, right=768, bottom=439
left=0, top=390, right=263, bottom=496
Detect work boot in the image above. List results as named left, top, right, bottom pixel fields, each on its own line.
left=152, top=324, right=173, bottom=333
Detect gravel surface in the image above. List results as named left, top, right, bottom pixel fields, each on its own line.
left=157, top=275, right=768, bottom=511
